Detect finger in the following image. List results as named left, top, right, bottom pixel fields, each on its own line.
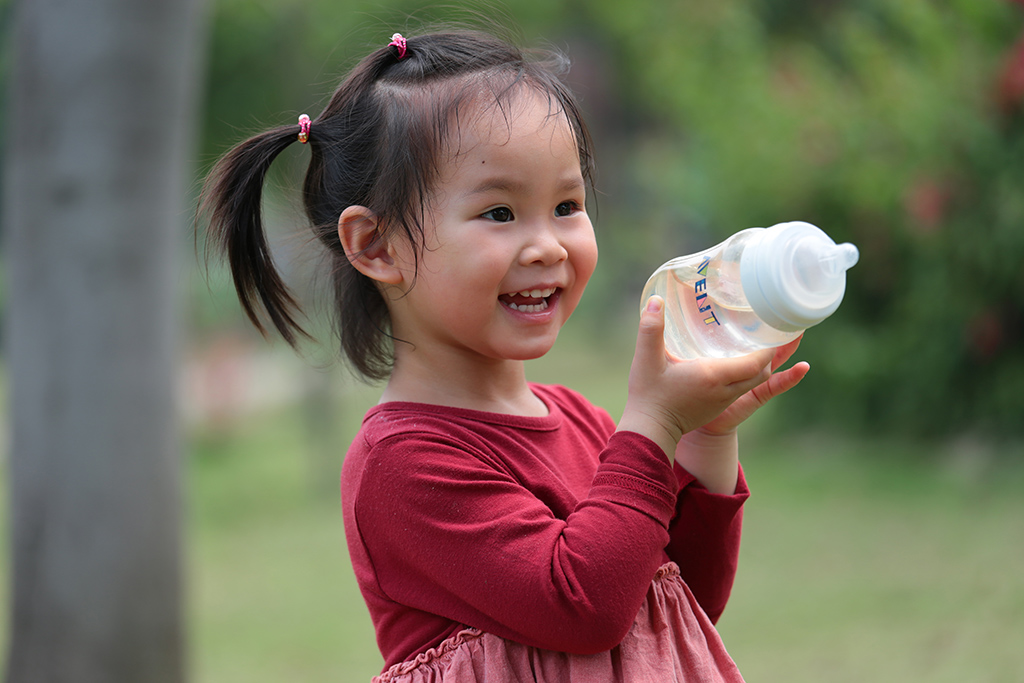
left=633, top=296, right=668, bottom=371
left=770, top=335, right=804, bottom=371
left=719, top=347, right=775, bottom=386
left=773, top=360, right=810, bottom=394
left=752, top=360, right=811, bottom=403
left=730, top=363, right=773, bottom=397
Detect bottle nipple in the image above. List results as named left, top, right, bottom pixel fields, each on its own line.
left=741, top=221, right=859, bottom=332
left=819, top=243, right=860, bottom=277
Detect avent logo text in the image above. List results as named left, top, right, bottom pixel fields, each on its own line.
left=694, top=257, right=721, bottom=326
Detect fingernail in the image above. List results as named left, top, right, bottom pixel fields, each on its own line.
left=646, top=296, right=662, bottom=314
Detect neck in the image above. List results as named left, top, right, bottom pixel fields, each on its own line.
left=381, top=350, right=546, bottom=417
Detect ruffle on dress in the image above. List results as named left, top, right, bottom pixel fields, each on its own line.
left=372, top=563, right=744, bottom=683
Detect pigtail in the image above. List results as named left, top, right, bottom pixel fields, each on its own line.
left=200, top=125, right=312, bottom=348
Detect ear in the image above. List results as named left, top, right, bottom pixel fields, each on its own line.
left=338, top=206, right=404, bottom=285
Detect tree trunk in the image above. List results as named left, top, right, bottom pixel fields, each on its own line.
left=3, top=0, right=206, bottom=680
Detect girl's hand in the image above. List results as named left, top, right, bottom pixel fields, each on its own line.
left=617, top=296, right=784, bottom=462
left=674, top=337, right=808, bottom=493
left=696, top=335, right=810, bottom=437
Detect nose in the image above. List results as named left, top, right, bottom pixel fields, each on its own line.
left=520, top=222, right=568, bottom=266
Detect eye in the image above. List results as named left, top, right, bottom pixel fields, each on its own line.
left=482, top=206, right=514, bottom=222
left=555, top=201, right=581, bottom=217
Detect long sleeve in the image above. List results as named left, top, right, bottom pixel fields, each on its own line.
left=665, top=463, right=749, bottom=623
left=349, top=428, right=677, bottom=664
left=342, top=385, right=752, bottom=670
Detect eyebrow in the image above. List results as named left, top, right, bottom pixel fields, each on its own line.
left=464, top=175, right=585, bottom=198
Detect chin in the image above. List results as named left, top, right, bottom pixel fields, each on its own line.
left=503, top=337, right=560, bottom=362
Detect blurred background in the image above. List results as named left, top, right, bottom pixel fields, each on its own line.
left=3, top=0, right=1024, bottom=681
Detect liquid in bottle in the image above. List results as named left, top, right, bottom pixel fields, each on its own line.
left=641, top=221, right=859, bottom=358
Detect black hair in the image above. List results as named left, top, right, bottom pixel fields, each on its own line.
left=200, top=29, right=594, bottom=380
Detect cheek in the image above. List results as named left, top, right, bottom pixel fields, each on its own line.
left=572, top=229, right=599, bottom=286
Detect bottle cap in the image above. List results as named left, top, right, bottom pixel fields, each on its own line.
left=740, top=221, right=859, bottom=332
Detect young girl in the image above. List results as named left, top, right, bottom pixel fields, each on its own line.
left=201, top=28, right=808, bottom=682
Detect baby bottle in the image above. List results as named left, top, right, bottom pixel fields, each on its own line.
left=641, top=221, right=859, bottom=359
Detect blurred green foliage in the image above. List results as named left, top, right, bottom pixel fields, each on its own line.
left=198, top=0, right=1024, bottom=437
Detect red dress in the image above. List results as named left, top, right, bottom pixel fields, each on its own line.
left=342, top=384, right=748, bottom=681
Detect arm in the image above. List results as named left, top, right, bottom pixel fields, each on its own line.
left=352, top=429, right=679, bottom=656
left=620, top=297, right=809, bottom=620
left=665, top=462, right=748, bottom=623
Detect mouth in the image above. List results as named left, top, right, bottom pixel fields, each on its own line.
left=498, top=287, right=559, bottom=313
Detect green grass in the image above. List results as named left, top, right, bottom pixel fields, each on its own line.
left=4, top=332, right=1023, bottom=681
left=718, top=435, right=1024, bottom=682
left=181, top=332, right=1024, bottom=682
left=188, top=383, right=385, bottom=682
left=186, top=401, right=1024, bottom=682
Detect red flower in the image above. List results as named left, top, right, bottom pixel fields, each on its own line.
left=997, top=35, right=1024, bottom=114
left=967, top=309, right=1005, bottom=360
left=904, top=179, right=949, bottom=234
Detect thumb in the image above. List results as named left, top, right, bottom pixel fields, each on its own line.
left=634, top=296, right=668, bottom=366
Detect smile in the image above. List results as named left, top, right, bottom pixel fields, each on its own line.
left=499, top=287, right=558, bottom=313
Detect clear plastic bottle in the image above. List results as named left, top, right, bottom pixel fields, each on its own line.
left=641, top=221, right=859, bottom=359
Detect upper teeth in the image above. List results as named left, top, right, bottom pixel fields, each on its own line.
left=516, top=288, right=556, bottom=298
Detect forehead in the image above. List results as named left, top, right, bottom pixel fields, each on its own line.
left=443, top=88, right=581, bottom=174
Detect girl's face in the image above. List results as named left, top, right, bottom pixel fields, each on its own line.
left=386, top=90, right=598, bottom=371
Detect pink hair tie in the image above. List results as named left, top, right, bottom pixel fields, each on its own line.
left=297, top=114, right=311, bottom=144
left=389, top=33, right=407, bottom=60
